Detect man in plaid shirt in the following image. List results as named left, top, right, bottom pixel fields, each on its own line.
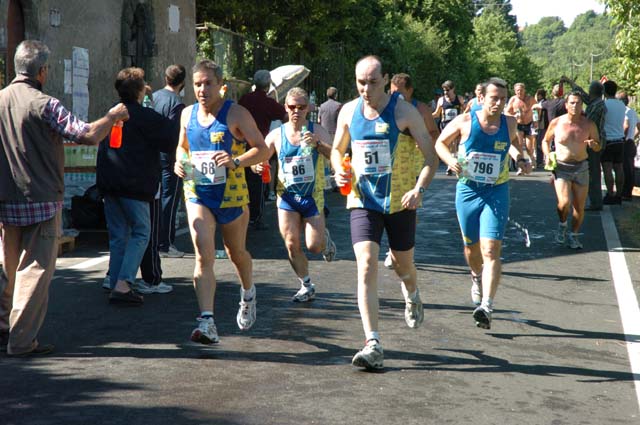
left=0, top=40, right=128, bottom=357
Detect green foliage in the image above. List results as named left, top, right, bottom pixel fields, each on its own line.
left=471, top=10, right=541, bottom=91
left=603, top=0, right=640, bottom=95
left=197, top=0, right=588, bottom=101
left=521, top=10, right=614, bottom=91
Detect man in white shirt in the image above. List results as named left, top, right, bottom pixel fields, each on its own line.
left=616, top=91, right=640, bottom=200
left=601, top=81, right=627, bottom=204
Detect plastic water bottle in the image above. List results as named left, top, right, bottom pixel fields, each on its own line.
left=261, top=163, right=271, bottom=183
left=544, top=152, right=557, bottom=171
left=109, top=121, right=123, bottom=149
left=300, top=125, right=313, bottom=155
left=340, top=153, right=352, bottom=196
left=180, top=151, right=193, bottom=181
left=457, top=154, right=468, bottom=176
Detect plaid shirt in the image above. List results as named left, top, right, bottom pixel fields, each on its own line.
left=0, top=98, right=89, bottom=226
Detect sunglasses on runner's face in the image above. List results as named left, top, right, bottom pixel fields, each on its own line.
left=287, top=104, right=307, bottom=111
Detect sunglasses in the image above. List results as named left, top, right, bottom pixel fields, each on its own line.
left=287, top=104, right=307, bottom=111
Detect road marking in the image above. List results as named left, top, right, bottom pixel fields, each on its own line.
left=601, top=206, right=640, bottom=410
left=68, top=255, right=110, bottom=270
left=64, top=227, right=190, bottom=270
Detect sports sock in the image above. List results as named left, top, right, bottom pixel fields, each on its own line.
left=241, top=284, right=255, bottom=301
left=365, top=331, right=380, bottom=344
left=299, top=276, right=312, bottom=286
left=200, top=311, right=213, bottom=319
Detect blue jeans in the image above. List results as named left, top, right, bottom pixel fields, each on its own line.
left=104, top=195, right=150, bottom=288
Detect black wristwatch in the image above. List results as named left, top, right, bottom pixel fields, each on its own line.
left=233, top=158, right=241, bottom=169
left=418, top=187, right=426, bottom=194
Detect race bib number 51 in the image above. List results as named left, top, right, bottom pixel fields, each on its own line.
left=191, top=150, right=227, bottom=185
left=352, top=139, right=391, bottom=175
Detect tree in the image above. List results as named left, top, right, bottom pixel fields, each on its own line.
left=603, top=0, right=640, bottom=95
left=521, top=17, right=566, bottom=59
left=470, top=10, right=540, bottom=90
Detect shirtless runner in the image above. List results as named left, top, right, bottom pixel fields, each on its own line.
left=542, top=91, right=600, bottom=249
left=506, top=83, right=537, bottom=173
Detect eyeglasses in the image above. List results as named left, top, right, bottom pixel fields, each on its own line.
left=287, top=104, right=307, bottom=111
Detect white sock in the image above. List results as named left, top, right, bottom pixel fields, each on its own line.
left=365, top=331, right=380, bottom=344
left=299, top=276, right=311, bottom=286
left=241, top=284, right=255, bottom=301
left=200, top=311, right=213, bottom=319
left=481, top=297, right=494, bottom=311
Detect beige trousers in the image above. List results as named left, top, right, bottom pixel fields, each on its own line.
left=0, top=211, right=60, bottom=355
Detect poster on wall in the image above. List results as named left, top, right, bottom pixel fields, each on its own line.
left=72, top=47, right=89, bottom=121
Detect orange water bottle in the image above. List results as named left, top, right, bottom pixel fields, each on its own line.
left=261, top=163, right=271, bottom=183
left=109, top=121, right=123, bottom=148
left=340, top=153, right=352, bottom=196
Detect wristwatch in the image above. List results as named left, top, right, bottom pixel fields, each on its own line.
left=233, top=158, right=241, bottom=168
left=418, top=187, right=426, bottom=194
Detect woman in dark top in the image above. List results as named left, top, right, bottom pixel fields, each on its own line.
left=96, top=67, right=177, bottom=304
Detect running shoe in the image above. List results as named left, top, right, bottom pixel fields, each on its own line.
left=401, top=284, right=424, bottom=329
left=567, top=232, right=583, bottom=249
left=160, top=245, right=185, bottom=258
left=471, top=273, right=482, bottom=306
left=190, top=316, right=219, bottom=344
left=292, top=283, right=316, bottom=302
left=322, top=229, right=336, bottom=262
left=352, top=339, right=384, bottom=370
left=102, top=275, right=111, bottom=291
left=473, top=305, right=492, bottom=329
left=383, top=250, right=394, bottom=269
left=237, top=295, right=257, bottom=331
left=133, top=280, right=174, bottom=294
left=555, top=223, right=567, bottom=244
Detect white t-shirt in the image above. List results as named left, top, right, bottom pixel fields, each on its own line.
left=624, top=106, right=638, bottom=140
left=604, top=98, right=626, bottom=141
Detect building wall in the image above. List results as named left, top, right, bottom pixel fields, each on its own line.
left=0, top=0, right=196, bottom=118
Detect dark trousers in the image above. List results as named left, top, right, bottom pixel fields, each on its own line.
left=159, top=159, right=183, bottom=251
left=622, top=139, right=637, bottom=198
left=246, top=169, right=265, bottom=223
left=587, top=148, right=603, bottom=208
left=140, top=197, right=162, bottom=285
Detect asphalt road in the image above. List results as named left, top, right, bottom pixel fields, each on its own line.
left=1, top=168, right=639, bottom=425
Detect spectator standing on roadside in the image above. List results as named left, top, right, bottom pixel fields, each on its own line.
left=153, top=64, right=187, bottom=258
left=239, top=70, right=287, bottom=230
left=0, top=40, right=129, bottom=356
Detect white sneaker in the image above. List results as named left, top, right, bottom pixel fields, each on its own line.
left=352, top=339, right=384, bottom=370
left=190, top=316, right=219, bottom=344
left=567, top=232, right=583, bottom=249
left=160, top=245, right=184, bottom=258
left=322, top=229, right=336, bottom=262
left=292, top=283, right=316, bottom=302
left=471, top=273, right=482, bottom=306
left=132, top=280, right=174, bottom=294
left=237, top=294, right=257, bottom=331
left=102, top=276, right=111, bottom=291
left=473, top=305, right=492, bottom=329
left=555, top=223, right=567, bottom=244
left=383, top=250, right=394, bottom=269
left=401, top=285, right=424, bottom=329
